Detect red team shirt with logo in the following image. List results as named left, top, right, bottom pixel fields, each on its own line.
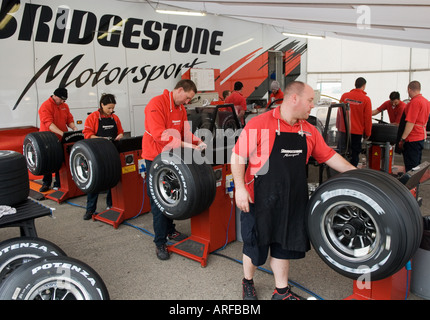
left=233, top=106, right=335, bottom=202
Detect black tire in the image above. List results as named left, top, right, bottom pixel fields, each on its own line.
left=148, top=148, right=216, bottom=220
left=0, top=256, right=109, bottom=300
left=69, top=139, right=121, bottom=194
left=369, top=123, right=398, bottom=144
left=0, top=237, right=66, bottom=284
left=0, top=150, right=29, bottom=206
left=307, top=169, right=422, bottom=281
left=23, top=131, right=63, bottom=175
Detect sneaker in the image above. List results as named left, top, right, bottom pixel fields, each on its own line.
left=156, top=244, right=170, bottom=260
left=242, top=278, right=258, bottom=300
left=271, top=286, right=303, bottom=300
left=83, top=211, right=94, bottom=220
left=167, top=230, right=187, bottom=242
left=39, top=185, right=50, bottom=192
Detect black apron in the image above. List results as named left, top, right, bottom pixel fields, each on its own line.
left=253, top=130, right=310, bottom=252
left=97, top=112, right=118, bottom=140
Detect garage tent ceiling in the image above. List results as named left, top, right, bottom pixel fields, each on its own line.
left=124, top=1, right=430, bottom=48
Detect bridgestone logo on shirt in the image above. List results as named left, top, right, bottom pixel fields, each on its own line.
left=281, top=149, right=303, bottom=157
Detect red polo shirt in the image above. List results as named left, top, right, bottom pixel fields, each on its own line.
left=225, top=91, right=247, bottom=111
left=404, top=94, right=430, bottom=142
left=377, top=100, right=406, bottom=124
left=232, top=106, right=335, bottom=202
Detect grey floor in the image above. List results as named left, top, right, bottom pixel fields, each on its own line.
left=0, top=149, right=429, bottom=301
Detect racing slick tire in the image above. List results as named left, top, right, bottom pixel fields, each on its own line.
left=23, top=131, right=63, bottom=175
left=369, top=123, right=398, bottom=144
left=0, top=237, right=66, bottom=284
left=0, top=256, right=109, bottom=300
left=307, top=169, right=422, bottom=281
left=69, top=138, right=121, bottom=194
left=148, top=148, right=216, bottom=220
left=0, top=150, right=29, bottom=206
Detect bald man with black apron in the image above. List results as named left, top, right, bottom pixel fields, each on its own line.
left=231, top=81, right=355, bottom=300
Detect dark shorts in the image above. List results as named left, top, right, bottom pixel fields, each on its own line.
left=240, top=204, right=305, bottom=266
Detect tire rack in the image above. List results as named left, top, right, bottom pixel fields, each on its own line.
left=92, top=136, right=151, bottom=228
left=167, top=164, right=236, bottom=267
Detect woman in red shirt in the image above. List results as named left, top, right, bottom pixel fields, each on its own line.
left=82, top=93, right=124, bottom=220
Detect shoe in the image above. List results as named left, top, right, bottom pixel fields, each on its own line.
left=83, top=211, right=94, bottom=220
left=156, top=244, right=170, bottom=260
left=167, top=230, right=187, bottom=242
left=242, top=278, right=258, bottom=300
left=39, top=185, right=50, bottom=192
left=271, top=286, right=303, bottom=300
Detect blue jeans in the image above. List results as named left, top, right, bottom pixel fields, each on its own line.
left=145, top=160, right=176, bottom=246
left=86, top=190, right=112, bottom=213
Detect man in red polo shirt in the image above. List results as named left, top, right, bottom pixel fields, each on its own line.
left=225, top=81, right=247, bottom=126
left=339, top=77, right=372, bottom=166
left=38, top=87, right=78, bottom=192
left=372, top=91, right=406, bottom=125
left=398, top=81, right=430, bottom=172
left=231, top=81, right=356, bottom=300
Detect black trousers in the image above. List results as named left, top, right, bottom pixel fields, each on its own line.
left=403, top=140, right=424, bottom=172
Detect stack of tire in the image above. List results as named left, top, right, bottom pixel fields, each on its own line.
left=0, top=149, right=109, bottom=300
left=307, top=169, right=423, bottom=281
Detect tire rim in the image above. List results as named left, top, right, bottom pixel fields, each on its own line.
left=321, top=201, right=381, bottom=262
left=24, top=277, right=90, bottom=300
left=71, top=152, right=90, bottom=184
left=156, top=167, right=182, bottom=206
left=24, top=144, right=36, bottom=168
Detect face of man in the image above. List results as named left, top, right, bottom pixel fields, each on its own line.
left=295, top=85, right=315, bottom=120
left=52, top=95, right=65, bottom=105
left=391, top=99, right=400, bottom=106
left=174, top=87, right=195, bottom=106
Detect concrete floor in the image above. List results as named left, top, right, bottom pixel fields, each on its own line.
left=0, top=149, right=429, bottom=301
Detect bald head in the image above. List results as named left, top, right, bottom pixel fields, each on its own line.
left=284, top=81, right=306, bottom=98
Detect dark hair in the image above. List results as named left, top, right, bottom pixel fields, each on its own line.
left=408, top=80, right=421, bottom=92
left=355, top=77, right=367, bottom=89
left=174, top=79, right=197, bottom=93
left=100, top=93, right=116, bottom=107
left=389, top=91, right=400, bottom=101
left=234, top=81, right=243, bottom=91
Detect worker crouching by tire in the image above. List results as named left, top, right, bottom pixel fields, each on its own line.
left=81, top=94, right=124, bottom=220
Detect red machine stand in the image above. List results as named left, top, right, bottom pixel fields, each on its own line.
left=93, top=148, right=151, bottom=228
left=366, top=141, right=394, bottom=173
left=45, top=141, right=84, bottom=203
left=167, top=164, right=236, bottom=267
left=345, top=266, right=410, bottom=300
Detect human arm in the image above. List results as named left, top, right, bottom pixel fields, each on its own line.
left=325, top=153, right=356, bottom=173
left=68, top=122, right=78, bottom=131
left=48, top=123, right=66, bottom=137
left=230, top=152, right=253, bottom=212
